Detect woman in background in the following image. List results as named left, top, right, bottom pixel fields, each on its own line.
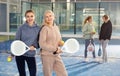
left=99, top=15, right=112, bottom=63
left=82, top=16, right=96, bottom=62
left=39, top=10, right=68, bottom=76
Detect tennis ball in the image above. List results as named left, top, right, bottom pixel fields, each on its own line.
left=92, top=28, right=96, bottom=33
left=93, top=30, right=96, bottom=33
left=60, top=40, right=64, bottom=46
left=7, top=57, right=12, bottom=62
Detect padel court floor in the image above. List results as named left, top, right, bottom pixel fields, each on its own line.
left=0, top=43, right=120, bottom=76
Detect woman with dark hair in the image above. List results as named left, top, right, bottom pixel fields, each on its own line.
left=99, top=15, right=112, bottom=62
left=14, top=9, right=40, bottom=76
left=82, top=16, right=96, bottom=62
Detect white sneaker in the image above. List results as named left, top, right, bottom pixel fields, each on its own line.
left=94, top=58, right=99, bottom=62
left=84, top=58, right=89, bottom=62
left=98, top=58, right=103, bottom=63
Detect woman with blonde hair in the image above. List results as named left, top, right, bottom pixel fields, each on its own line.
left=82, top=16, right=96, bottom=62
left=39, top=10, right=68, bottom=76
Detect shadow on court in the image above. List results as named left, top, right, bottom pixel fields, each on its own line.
left=0, top=53, right=120, bottom=76
left=0, top=40, right=120, bottom=76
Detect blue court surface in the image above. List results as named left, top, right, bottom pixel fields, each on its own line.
left=0, top=39, right=120, bottom=76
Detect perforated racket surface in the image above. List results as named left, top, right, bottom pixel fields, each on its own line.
left=61, top=38, right=80, bottom=53
left=11, top=40, right=30, bottom=56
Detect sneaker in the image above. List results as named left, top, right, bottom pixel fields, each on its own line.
left=98, top=58, right=104, bottom=63
left=84, top=58, right=89, bottom=62
left=94, top=58, right=99, bottom=62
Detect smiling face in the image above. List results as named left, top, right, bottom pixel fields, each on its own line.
left=25, top=12, right=35, bottom=26
left=44, top=11, right=55, bottom=25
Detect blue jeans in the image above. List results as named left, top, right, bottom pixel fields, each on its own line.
left=84, top=39, right=96, bottom=58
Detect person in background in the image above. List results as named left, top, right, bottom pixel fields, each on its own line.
left=14, top=9, right=40, bottom=76
left=99, top=15, right=112, bottom=63
left=39, top=10, right=68, bottom=76
left=82, top=16, right=96, bottom=62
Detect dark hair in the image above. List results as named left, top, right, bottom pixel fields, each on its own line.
left=25, top=9, right=35, bottom=17
left=83, top=16, right=92, bottom=25
left=102, top=15, right=109, bottom=20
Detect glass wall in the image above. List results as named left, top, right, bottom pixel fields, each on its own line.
left=1, top=0, right=120, bottom=41
left=9, top=4, right=21, bottom=32
left=22, top=2, right=52, bottom=25
left=0, top=3, right=7, bottom=32
left=100, top=2, right=120, bottom=36
left=21, top=1, right=120, bottom=36
left=53, top=2, right=75, bottom=34
left=0, top=0, right=22, bottom=41
left=32, top=3, right=52, bottom=25
left=9, top=0, right=21, bottom=32
left=75, top=2, right=99, bottom=34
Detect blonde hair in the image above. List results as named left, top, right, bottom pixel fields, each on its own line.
left=42, top=10, right=55, bottom=25
left=83, top=16, right=92, bottom=25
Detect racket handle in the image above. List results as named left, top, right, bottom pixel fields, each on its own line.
left=53, top=48, right=58, bottom=54
left=53, top=51, right=57, bottom=54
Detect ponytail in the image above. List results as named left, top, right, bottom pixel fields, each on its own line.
left=83, top=16, right=92, bottom=25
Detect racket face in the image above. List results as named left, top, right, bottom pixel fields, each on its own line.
left=87, top=44, right=95, bottom=52
left=11, top=40, right=29, bottom=56
left=98, top=48, right=102, bottom=56
left=62, top=38, right=80, bottom=53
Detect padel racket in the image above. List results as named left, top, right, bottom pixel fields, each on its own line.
left=11, top=40, right=36, bottom=56
left=61, top=38, right=80, bottom=53
left=87, top=40, right=95, bottom=52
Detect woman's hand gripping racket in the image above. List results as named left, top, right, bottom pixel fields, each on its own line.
left=54, top=38, right=80, bottom=54
left=11, top=40, right=36, bottom=56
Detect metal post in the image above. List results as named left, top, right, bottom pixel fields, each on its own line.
left=74, top=0, right=76, bottom=34
left=51, top=0, right=55, bottom=11
left=98, top=0, right=101, bottom=34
